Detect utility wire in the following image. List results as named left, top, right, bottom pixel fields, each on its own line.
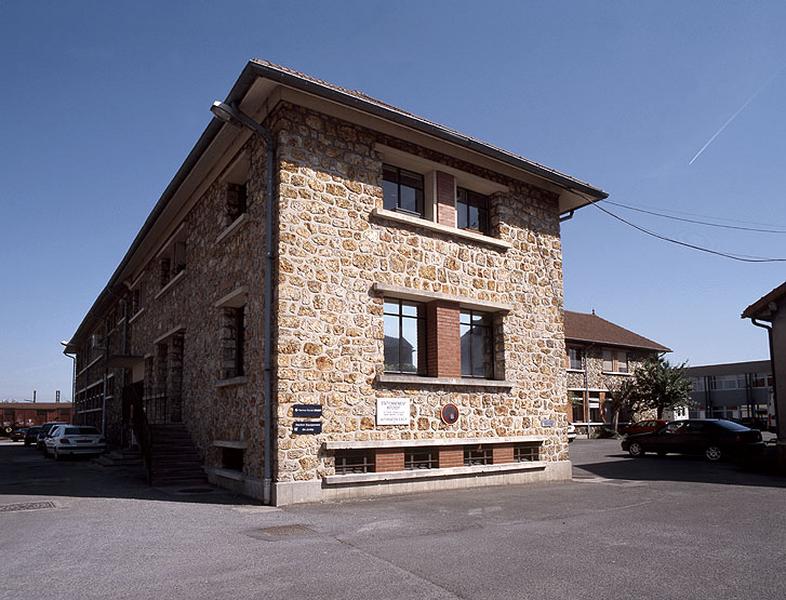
left=604, top=200, right=786, bottom=234
left=604, top=200, right=786, bottom=229
left=571, top=192, right=786, bottom=263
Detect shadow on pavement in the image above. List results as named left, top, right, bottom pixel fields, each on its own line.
left=0, top=443, right=256, bottom=506
left=576, top=446, right=786, bottom=489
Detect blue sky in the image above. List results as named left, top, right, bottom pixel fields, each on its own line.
left=1, top=1, right=785, bottom=401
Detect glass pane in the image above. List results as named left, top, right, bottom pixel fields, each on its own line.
left=399, top=184, right=418, bottom=213
left=383, top=300, right=399, bottom=315
left=472, top=326, right=492, bottom=378
left=460, top=311, right=471, bottom=325
left=384, top=315, right=399, bottom=371
left=472, top=311, right=489, bottom=325
left=457, top=201, right=468, bottom=229
left=401, top=302, right=419, bottom=317
left=400, top=317, right=419, bottom=373
left=399, top=169, right=422, bottom=191
left=383, top=179, right=398, bottom=211
left=478, top=207, right=489, bottom=234
left=460, top=323, right=472, bottom=376
left=467, top=205, right=480, bottom=230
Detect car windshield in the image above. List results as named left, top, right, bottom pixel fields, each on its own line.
left=64, top=427, right=98, bottom=435
left=714, top=419, right=749, bottom=432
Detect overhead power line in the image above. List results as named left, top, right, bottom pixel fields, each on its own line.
left=571, top=192, right=786, bottom=263
left=604, top=200, right=786, bottom=234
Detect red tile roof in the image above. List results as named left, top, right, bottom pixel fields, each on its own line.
left=563, top=310, right=671, bottom=352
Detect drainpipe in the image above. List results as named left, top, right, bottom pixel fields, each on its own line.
left=751, top=318, right=779, bottom=435
left=210, top=101, right=276, bottom=505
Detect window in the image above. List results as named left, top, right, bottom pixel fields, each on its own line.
left=568, top=347, right=583, bottom=371
left=335, top=450, right=374, bottom=475
left=226, top=182, right=248, bottom=225
left=616, top=352, right=629, bottom=374
left=514, top=444, right=540, bottom=462
left=602, top=349, right=614, bottom=372
left=221, top=306, right=246, bottom=379
left=588, top=393, right=601, bottom=423
left=570, top=391, right=585, bottom=422
left=382, top=164, right=425, bottom=216
left=464, top=445, right=492, bottom=466
left=221, top=447, right=244, bottom=471
left=710, top=375, right=745, bottom=390
left=404, top=449, right=438, bottom=470
left=456, top=187, right=490, bottom=234
left=384, top=299, right=426, bottom=374
left=159, top=227, right=187, bottom=287
left=690, top=377, right=705, bottom=392
left=460, top=310, right=495, bottom=379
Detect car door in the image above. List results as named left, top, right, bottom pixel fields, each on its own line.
left=651, top=422, right=686, bottom=453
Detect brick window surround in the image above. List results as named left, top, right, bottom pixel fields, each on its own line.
left=426, top=300, right=461, bottom=378
left=435, top=171, right=456, bottom=226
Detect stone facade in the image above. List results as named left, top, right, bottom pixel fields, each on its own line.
left=70, top=86, right=589, bottom=504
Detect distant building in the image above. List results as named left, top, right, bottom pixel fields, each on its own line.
left=563, top=310, right=671, bottom=429
left=0, top=402, right=73, bottom=429
left=684, top=361, right=774, bottom=428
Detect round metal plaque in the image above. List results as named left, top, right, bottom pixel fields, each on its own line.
left=440, top=403, right=459, bottom=425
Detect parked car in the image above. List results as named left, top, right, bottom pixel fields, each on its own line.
left=621, top=419, right=764, bottom=462
left=567, top=423, right=577, bottom=443
left=44, top=425, right=106, bottom=460
left=620, top=419, right=668, bottom=436
left=24, top=426, right=41, bottom=446
left=10, top=428, right=28, bottom=442
left=36, top=422, right=68, bottom=450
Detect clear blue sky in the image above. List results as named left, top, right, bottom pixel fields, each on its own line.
left=2, top=1, right=785, bottom=402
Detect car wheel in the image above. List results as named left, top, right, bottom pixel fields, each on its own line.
left=628, top=442, right=644, bottom=457
left=54, top=449, right=61, bottom=461
left=705, top=446, right=722, bottom=462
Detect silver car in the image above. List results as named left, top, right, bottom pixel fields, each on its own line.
left=44, top=425, right=106, bottom=460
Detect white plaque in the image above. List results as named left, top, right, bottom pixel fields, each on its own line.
left=376, top=398, right=410, bottom=426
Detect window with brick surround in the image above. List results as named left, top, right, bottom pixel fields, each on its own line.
left=159, top=226, right=187, bottom=288
left=456, top=187, right=489, bottom=234
left=514, top=444, right=541, bottom=462
left=335, top=450, right=375, bottom=474
left=460, top=310, right=495, bottom=379
left=382, top=164, right=425, bottom=216
left=568, top=347, right=583, bottom=371
left=384, top=299, right=427, bottom=374
left=404, top=448, right=438, bottom=470
left=220, top=305, right=246, bottom=379
left=464, top=445, right=493, bottom=466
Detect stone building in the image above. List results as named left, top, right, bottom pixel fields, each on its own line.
left=563, top=310, right=670, bottom=430
left=64, top=60, right=607, bottom=505
left=743, top=281, right=786, bottom=467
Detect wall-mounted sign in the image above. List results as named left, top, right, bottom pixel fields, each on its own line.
left=293, top=422, right=322, bottom=435
left=440, top=403, right=459, bottom=425
left=376, top=398, right=410, bottom=426
left=541, top=418, right=556, bottom=428
left=293, top=404, right=322, bottom=418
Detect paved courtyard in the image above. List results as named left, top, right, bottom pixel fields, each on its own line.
left=1, top=438, right=784, bottom=600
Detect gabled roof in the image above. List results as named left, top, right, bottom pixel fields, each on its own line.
left=563, top=310, right=671, bottom=353
left=741, top=281, right=786, bottom=321
left=66, top=59, right=607, bottom=349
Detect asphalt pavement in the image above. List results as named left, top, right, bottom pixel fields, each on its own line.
left=1, top=437, right=784, bottom=600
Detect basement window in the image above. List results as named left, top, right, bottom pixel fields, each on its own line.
left=404, top=448, right=438, bottom=470
left=464, top=445, right=492, bottom=466
left=514, top=443, right=541, bottom=462
left=334, top=450, right=375, bottom=475
left=222, top=447, right=244, bottom=472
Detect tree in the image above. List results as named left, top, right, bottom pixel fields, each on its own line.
left=627, top=356, right=692, bottom=419
left=607, top=378, right=642, bottom=432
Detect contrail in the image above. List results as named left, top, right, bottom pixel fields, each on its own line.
left=689, top=68, right=783, bottom=165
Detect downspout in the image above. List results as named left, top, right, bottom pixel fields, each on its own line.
left=210, top=102, right=276, bottom=505
left=751, top=318, right=779, bottom=434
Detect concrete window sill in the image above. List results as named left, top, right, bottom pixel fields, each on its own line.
left=216, top=213, right=249, bottom=244
left=154, top=270, right=186, bottom=300
left=215, top=376, right=248, bottom=388
left=602, top=371, right=632, bottom=376
left=371, top=208, right=512, bottom=250
left=128, top=308, right=145, bottom=324
left=208, top=467, right=244, bottom=482
left=324, top=460, right=547, bottom=486
left=212, top=440, right=248, bottom=449
left=566, top=369, right=585, bottom=373
left=324, top=435, right=547, bottom=451
left=377, top=373, right=513, bottom=389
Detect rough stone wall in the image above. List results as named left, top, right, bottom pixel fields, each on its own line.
left=76, top=136, right=269, bottom=479
left=566, top=348, right=654, bottom=392
left=273, top=103, right=569, bottom=483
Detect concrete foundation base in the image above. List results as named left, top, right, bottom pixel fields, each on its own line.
left=272, top=460, right=572, bottom=506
